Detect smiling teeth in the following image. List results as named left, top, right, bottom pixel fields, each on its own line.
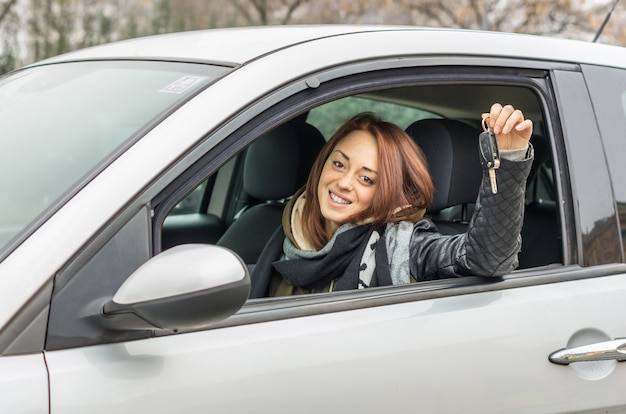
left=330, top=192, right=350, bottom=204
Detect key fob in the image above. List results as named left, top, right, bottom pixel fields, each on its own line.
left=479, top=130, right=500, bottom=170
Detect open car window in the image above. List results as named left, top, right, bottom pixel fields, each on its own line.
left=160, top=81, right=562, bottom=285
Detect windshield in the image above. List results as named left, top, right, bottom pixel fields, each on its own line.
left=0, top=60, right=228, bottom=255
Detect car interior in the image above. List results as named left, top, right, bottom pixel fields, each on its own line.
left=161, top=82, right=562, bottom=287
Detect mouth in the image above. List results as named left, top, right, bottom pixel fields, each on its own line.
left=329, top=191, right=351, bottom=205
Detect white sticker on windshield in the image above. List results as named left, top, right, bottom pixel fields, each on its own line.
left=160, top=76, right=206, bottom=94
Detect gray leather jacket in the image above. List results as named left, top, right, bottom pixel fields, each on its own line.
left=410, top=149, right=534, bottom=281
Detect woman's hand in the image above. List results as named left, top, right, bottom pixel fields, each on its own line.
left=482, top=103, right=533, bottom=151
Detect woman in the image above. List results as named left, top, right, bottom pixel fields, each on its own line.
left=250, top=103, right=533, bottom=297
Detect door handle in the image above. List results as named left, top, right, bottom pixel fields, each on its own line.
left=549, top=338, right=626, bottom=365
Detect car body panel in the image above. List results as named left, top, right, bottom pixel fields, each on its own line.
left=0, top=354, right=48, bottom=414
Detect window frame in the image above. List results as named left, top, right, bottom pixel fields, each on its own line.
left=149, top=64, right=579, bottom=331
left=152, top=65, right=562, bottom=252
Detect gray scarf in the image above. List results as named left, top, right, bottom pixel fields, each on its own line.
left=280, top=221, right=413, bottom=290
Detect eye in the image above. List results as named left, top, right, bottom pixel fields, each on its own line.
left=360, top=175, right=375, bottom=185
left=332, top=160, right=344, bottom=169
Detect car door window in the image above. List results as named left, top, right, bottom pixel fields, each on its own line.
left=160, top=80, right=562, bottom=275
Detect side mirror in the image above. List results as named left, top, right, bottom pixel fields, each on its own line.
left=102, top=244, right=250, bottom=331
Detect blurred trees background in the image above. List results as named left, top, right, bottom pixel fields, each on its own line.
left=1, top=0, right=624, bottom=74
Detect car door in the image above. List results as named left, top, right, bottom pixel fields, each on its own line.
left=45, top=277, right=626, bottom=413
left=43, top=60, right=626, bottom=413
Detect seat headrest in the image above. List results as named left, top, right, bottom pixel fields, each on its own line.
left=243, top=120, right=325, bottom=201
left=405, top=119, right=482, bottom=212
left=291, top=117, right=326, bottom=188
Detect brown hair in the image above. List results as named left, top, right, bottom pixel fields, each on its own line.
left=302, top=112, right=434, bottom=249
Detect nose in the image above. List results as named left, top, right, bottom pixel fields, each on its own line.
left=337, top=173, right=354, bottom=190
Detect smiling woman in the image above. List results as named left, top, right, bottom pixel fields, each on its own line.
left=307, top=113, right=432, bottom=248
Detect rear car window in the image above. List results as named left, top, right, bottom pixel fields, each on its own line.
left=582, top=64, right=626, bottom=259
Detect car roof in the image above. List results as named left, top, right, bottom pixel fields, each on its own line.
left=36, top=25, right=626, bottom=70
left=37, top=25, right=377, bottom=67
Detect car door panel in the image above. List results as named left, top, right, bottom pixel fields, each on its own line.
left=46, top=272, right=626, bottom=413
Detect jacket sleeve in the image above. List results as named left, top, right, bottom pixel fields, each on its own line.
left=409, top=147, right=534, bottom=281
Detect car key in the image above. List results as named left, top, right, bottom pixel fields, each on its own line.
left=479, top=118, right=500, bottom=194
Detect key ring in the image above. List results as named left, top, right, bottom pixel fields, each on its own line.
left=482, top=116, right=491, bottom=132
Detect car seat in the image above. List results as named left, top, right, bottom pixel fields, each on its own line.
left=405, top=118, right=483, bottom=234
left=518, top=133, right=562, bottom=268
left=217, top=118, right=325, bottom=264
left=407, top=118, right=562, bottom=269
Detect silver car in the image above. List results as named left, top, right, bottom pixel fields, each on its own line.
left=1, top=25, right=626, bottom=413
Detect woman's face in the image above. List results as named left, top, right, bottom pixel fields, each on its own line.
left=317, top=129, right=379, bottom=234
